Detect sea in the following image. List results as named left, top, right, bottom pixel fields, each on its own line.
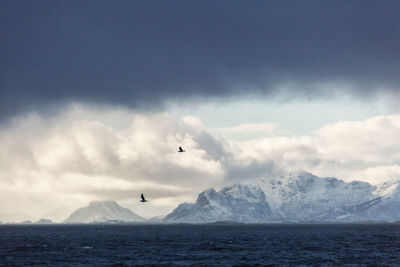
left=1, top=223, right=400, bottom=266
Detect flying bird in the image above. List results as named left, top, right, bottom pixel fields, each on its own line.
left=178, top=146, right=185, bottom=152
left=140, top=193, right=148, bottom=202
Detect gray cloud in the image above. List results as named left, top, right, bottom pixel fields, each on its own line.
left=1, top=1, right=400, bottom=118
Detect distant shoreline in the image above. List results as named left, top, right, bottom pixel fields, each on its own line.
left=2, top=221, right=400, bottom=226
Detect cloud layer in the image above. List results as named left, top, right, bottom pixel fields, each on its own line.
left=1, top=104, right=400, bottom=221
left=1, top=1, right=400, bottom=118
left=228, top=115, right=400, bottom=184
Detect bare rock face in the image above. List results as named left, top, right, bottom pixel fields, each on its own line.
left=64, top=200, right=144, bottom=223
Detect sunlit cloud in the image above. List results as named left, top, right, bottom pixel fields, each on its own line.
left=1, top=104, right=400, bottom=222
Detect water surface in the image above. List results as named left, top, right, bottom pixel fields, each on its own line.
left=1, top=224, right=400, bottom=265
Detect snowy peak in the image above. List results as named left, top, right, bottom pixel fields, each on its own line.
left=165, top=184, right=272, bottom=223
left=64, top=200, right=144, bottom=223
left=87, top=200, right=121, bottom=211
left=197, top=184, right=268, bottom=208
left=258, top=172, right=376, bottom=218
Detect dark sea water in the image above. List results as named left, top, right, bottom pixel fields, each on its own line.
left=1, top=224, right=400, bottom=266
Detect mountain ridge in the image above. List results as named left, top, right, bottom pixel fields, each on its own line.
left=165, top=173, right=400, bottom=223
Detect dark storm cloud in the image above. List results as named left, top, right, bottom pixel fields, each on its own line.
left=1, top=0, right=400, bottom=117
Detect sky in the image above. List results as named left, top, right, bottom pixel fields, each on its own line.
left=1, top=1, right=400, bottom=222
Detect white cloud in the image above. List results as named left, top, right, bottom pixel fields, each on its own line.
left=0, top=105, right=224, bottom=221
left=215, top=123, right=279, bottom=140
left=1, top=104, right=400, bottom=221
left=226, top=115, right=400, bottom=184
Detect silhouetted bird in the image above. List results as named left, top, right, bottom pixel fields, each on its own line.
left=178, top=146, right=185, bottom=152
left=140, top=193, right=148, bottom=202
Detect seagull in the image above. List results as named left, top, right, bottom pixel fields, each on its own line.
left=178, top=146, right=185, bottom=152
left=140, top=193, right=148, bottom=202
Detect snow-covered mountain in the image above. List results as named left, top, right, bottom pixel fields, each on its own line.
left=64, top=200, right=144, bottom=223
left=165, top=184, right=272, bottom=223
left=165, top=173, right=400, bottom=223
left=258, top=172, right=376, bottom=221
